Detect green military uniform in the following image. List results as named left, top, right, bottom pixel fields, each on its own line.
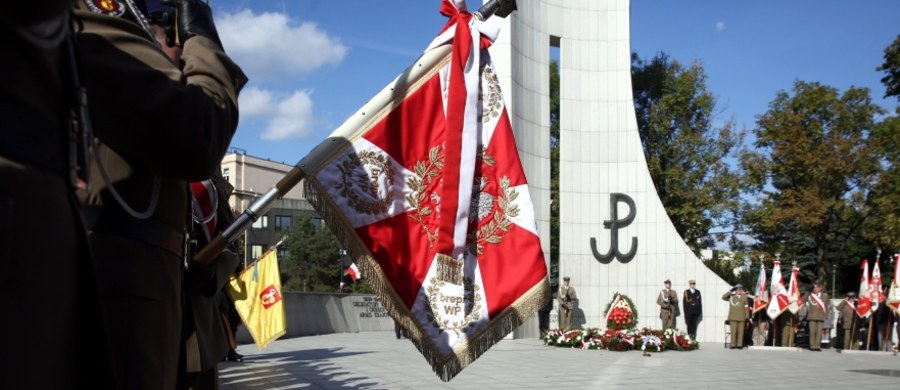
left=0, top=7, right=116, bottom=388
left=778, top=313, right=797, bottom=347
left=558, top=284, right=577, bottom=329
left=804, top=290, right=832, bottom=350
left=73, top=1, right=246, bottom=388
left=836, top=297, right=859, bottom=350
left=185, top=171, right=242, bottom=388
left=658, top=287, right=678, bottom=329
left=723, top=289, right=749, bottom=348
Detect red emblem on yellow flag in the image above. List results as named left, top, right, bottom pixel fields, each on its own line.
left=227, top=250, right=287, bottom=349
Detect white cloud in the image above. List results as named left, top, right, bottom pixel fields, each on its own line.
left=715, top=21, right=726, bottom=31
left=240, top=87, right=317, bottom=141
left=218, top=9, right=348, bottom=83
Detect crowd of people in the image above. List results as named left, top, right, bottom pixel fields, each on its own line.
left=2, top=1, right=248, bottom=389
left=549, top=277, right=898, bottom=354
left=724, top=282, right=899, bottom=352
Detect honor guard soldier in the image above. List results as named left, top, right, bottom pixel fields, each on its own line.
left=803, top=282, right=832, bottom=351
left=558, top=276, right=577, bottom=329
left=1, top=2, right=116, bottom=388
left=658, top=279, right=678, bottom=329
left=72, top=0, right=246, bottom=388
left=723, top=284, right=750, bottom=349
left=836, top=292, right=859, bottom=350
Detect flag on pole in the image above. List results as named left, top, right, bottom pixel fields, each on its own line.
left=227, top=249, right=287, bottom=349
left=346, top=262, right=362, bottom=281
left=787, top=263, right=801, bottom=314
left=887, top=254, right=900, bottom=314
left=871, top=258, right=883, bottom=311
left=297, top=0, right=548, bottom=381
left=752, top=263, right=769, bottom=314
left=767, top=260, right=790, bottom=318
left=856, top=259, right=872, bottom=318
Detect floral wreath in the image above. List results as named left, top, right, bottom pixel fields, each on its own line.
left=603, top=292, right=638, bottom=331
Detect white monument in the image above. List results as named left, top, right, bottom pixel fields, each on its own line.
left=487, top=0, right=730, bottom=342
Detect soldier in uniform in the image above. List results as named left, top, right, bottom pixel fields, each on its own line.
left=682, top=279, right=702, bottom=339
left=0, top=2, right=116, bottom=388
left=803, top=282, right=832, bottom=351
left=72, top=0, right=246, bottom=388
left=657, top=279, right=678, bottom=329
left=836, top=292, right=859, bottom=350
left=558, top=276, right=577, bottom=329
left=722, top=284, right=750, bottom=349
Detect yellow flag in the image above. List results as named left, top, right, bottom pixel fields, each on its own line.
left=227, top=250, right=286, bottom=349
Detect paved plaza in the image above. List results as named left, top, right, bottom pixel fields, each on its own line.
left=218, top=332, right=899, bottom=389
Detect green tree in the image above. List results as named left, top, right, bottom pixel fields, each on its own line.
left=281, top=214, right=343, bottom=292
left=877, top=34, right=900, bottom=101
left=631, top=52, right=744, bottom=254
left=549, top=59, right=560, bottom=291
left=861, top=113, right=900, bottom=255
left=740, top=81, right=885, bottom=284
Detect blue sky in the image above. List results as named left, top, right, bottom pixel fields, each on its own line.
left=213, top=0, right=899, bottom=166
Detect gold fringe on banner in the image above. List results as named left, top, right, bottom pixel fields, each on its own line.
left=304, top=176, right=549, bottom=382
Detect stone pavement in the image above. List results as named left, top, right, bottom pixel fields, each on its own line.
left=218, top=332, right=899, bottom=390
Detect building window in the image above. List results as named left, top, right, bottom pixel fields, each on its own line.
left=251, top=244, right=265, bottom=261
left=252, top=215, right=268, bottom=229
left=311, top=217, right=325, bottom=229
left=222, top=167, right=230, bottom=182
left=275, top=215, right=292, bottom=231
left=277, top=247, right=289, bottom=261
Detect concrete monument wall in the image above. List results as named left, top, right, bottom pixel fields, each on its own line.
left=487, top=0, right=730, bottom=342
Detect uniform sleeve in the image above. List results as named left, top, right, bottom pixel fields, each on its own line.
left=73, top=9, right=248, bottom=180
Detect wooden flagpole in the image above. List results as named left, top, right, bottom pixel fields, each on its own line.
left=866, top=315, right=874, bottom=350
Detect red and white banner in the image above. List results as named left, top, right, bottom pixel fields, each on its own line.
left=887, top=254, right=900, bottom=314
left=753, top=263, right=768, bottom=314
left=871, top=258, right=883, bottom=311
left=299, top=0, right=548, bottom=381
left=856, top=259, right=872, bottom=318
left=767, top=260, right=790, bottom=319
left=787, top=264, right=801, bottom=314
left=346, top=263, right=361, bottom=281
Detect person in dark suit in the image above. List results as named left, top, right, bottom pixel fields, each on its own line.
left=1, top=2, right=115, bottom=388
left=682, top=279, right=702, bottom=339
left=73, top=0, right=246, bottom=388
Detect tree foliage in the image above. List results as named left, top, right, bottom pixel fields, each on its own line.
left=739, top=81, right=885, bottom=285
left=877, top=34, right=900, bottom=101
left=281, top=214, right=343, bottom=292
left=631, top=52, right=744, bottom=254
left=549, top=59, right=560, bottom=292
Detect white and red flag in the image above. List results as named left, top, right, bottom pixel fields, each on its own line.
left=346, top=262, right=362, bottom=281
left=871, top=258, right=883, bottom=311
left=299, top=0, right=548, bottom=381
left=752, top=263, right=768, bottom=314
left=856, top=259, right=872, bottom=318
left=767, top=260, right=790, bottom=319
left=787, top=263, right=801, bottom=314
left=887, top=254, right=900, bottom=314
